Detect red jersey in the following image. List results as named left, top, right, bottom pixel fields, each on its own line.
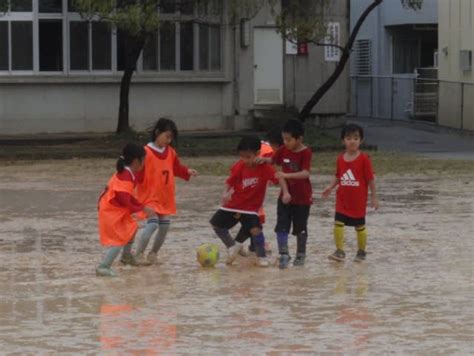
left=222, top=160, right=278, bottom=215
left=335, top=152, right=375, bottom=218
left=273, top=146, right=313, bottom=205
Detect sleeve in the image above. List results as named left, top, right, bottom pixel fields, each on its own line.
left=364, top=154, right=375, bottom=181
left=113, top=192, right=145, bottom=213
left=173, top=154, right=191, bottom=181
left=225, top=161, right=242, bottom=188
left=135, top=167, right=145, bottom=184
left=301, top=148, right=312, bottom=171
left=266, top=164, right=279, bottom=185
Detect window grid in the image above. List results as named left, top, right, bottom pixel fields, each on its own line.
left=0, top=0, right=223, bottom=76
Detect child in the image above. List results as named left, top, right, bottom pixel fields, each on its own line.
left=134, top=118, right=197, bottom=265
left=239, top=126, right=284, bottom=256
left=210, top=136, right=290, bottom=267
left=322, top=123, right=379, bottom=262
left=97, top=144, right=158, bottom=277
left=261, top=119, right=313, bottom=269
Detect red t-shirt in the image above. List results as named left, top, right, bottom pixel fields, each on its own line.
left=222, top=160, right=278, bottom=214
left=273, top=146, right=313, bottom=205
left=335, top=152, right=375, bottom=218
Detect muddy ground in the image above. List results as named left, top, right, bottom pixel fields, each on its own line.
left=0, top=158, right=472, bottom=354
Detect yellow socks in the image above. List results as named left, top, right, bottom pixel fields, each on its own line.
left=356, top=225, right=367, bottom=251
left=334, top=221, right=345, bottom=251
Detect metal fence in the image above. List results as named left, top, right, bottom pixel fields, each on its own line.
left=350, top=75, right=474, bottom=130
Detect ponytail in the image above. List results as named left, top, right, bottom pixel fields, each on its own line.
left=116, top=155, right=126, bottom=173
left=116, top=144, right=146, bottom=173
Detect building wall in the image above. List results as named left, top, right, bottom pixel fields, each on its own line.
left=284, top=0, right=349, bottom=115
left=438, top=0, right=474, bottom=130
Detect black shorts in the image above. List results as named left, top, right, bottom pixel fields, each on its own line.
left=274, top=199, right=310, bottom=236
left=210, top=209, right=261, bottom=237
left=335, top=212, right=365, bottom=227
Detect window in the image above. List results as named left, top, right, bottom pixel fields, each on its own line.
left=160, top=22, right=176, bottom=70
left=92, top=22, right=111, bottom=70
left=354, top=39, right=371, bottom=75
left=0, top=22, right=7, bottom=70
left=11, top=0, right=32, bottom=12
left=39, top=20, right=63, bottom=71
left=39, top=0, right=62, bottom=13
left=199, top=24, right=221, bottom=71
left=69, top=22, right=88, bottom=70
left=12, top=21, right=33, bottom=70
left=392, top=36, right=417, bottom=74
left=143, top=32, right=158, bottom=71
left=180, top=22, right=194, bottom=70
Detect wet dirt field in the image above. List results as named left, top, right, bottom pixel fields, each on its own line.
left=0, top=158, right=472, bottom=354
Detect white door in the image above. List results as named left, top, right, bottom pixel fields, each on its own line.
left=253, top=28, right=283, bottom=105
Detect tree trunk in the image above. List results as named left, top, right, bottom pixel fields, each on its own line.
left=298, top=0, right=383, bottom=121
left=116, top=34, right=147, bottom=133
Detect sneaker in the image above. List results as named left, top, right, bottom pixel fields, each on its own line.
left=226, top=243, right=243, bottom=265
left=354, top=250, right=366, bottom=262
left=256, top=257, right=270, bottom=267
left=120, top=254, right=139, bottom=266
left=278, top=254, right=291, bottom=269
left=147, top=252, right=158, bottom=265
left=293, top=253, right=306, bottom=266
left=328, top=249, right=346, bottom=262
left=96, top=266, right=117, bottom=277
left=135, top=253, right=153, bottom=266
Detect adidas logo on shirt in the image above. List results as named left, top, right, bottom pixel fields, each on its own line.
left=340, top=169, right=360, bottom=187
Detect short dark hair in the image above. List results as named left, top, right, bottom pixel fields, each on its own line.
left=341, top=123, right=364, bottom=140
left=237, top=136, right=261, bottom=152
left=150, top=117, right=178, bottom=144
left=266, top=126, right=283, bottom=146
left=282, top=119, right=304, bottom=138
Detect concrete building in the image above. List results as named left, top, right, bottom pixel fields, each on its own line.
left=0, top=0, right=349, bottom=135
left=438, top=0, right=474, bottom=131
left=350, top=0, right=438, bottom=121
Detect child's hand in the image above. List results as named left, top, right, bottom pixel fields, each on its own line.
left=143, top=206, right=156, bottom=217
left=188, top=168, right=198, bottom=177
left=276, top=171, right=287, bottom=180
left=371, top=196, right=379, bottom=210
left=255, top=156, right=271, bottom=165
left=321, top=186, right=332, bottom=199
left=282, top=192, right=291, bottom=204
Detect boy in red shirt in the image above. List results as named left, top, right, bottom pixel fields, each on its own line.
left=210, top=136, right=290, bottom=267
left=322, top=123, right=379, bottom=262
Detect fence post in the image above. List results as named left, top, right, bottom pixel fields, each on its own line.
left=390, top=77, right=394, bottom=120
left=355, top=77, right=359, bottom=116
left=460, top=82, right=464, bottom=130
left=412, top=77, right=416, bottom=120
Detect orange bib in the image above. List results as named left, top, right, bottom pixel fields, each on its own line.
left=98, top=174, right=138, bottom=247
left=136, top=145, right=177, bottom=216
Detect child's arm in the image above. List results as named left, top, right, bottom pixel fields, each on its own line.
left=174, top=155, right=198, bottom=180
left=369, top=179, right=379, bottom=210
left=221, top=184, right=234, bottom=206
left=255, top=156, right=272, bottom=164
left=276, top=170, right=310, bottom=180
left=322, top=176, right=339, bottom=199
left=279, top=177, right=291, bottom=204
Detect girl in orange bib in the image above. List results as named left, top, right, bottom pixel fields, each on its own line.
left=97, top=144, right=158, bottom=277
left=134, top=118, right=198, bottom=264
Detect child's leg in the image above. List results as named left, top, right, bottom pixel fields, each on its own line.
left=293, top=205, right=310, bottom=257
left=275, top=199, right=292, bottom=255
left=210, top=210, right=239, bottom=248
left=134, top=216, right=160, bottom=257
left=150, top=215, right=171, bottom=254
left=334, top=221, right=345, bottom=251
left=355, top=225, right=367, bottom=251
left=100, top=247, right=122, bottom=268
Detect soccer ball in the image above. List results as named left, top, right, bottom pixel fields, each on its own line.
left=196, top=243, right=220, bottom=267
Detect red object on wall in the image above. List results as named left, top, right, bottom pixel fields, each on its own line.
left=298, top=42, right=308, bottom=56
